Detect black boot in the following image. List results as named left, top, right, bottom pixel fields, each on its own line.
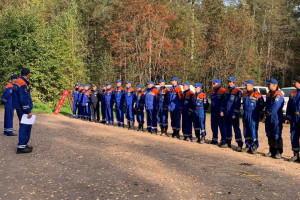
left=183, top=136, right=188, bottom=141
left=274, top=148, right=281, bottom=159
left=131, top=122, right=134, bottom=130
left=137, top=123, right=141, bottom=131
left=176, top=130, right=180, bottom=139
left=164, top=128, right=169, bottom=137
left=196, top=137, right=200, bottom=143
left=141, top=124, right=144, bottom=132
left=290, top=152, right=300, bottom=162
left=264, top=138, right=274, bottom=157
left=274, top=139, right=282, bottom=159
left=160, top=128, right=164, bottom=136
left=189, top=136, right=193, bottom=142
left=172, top=130, right=176, bottom=138
left=227, top=141, right=232, bottom=148
left=128, top=121, right=131, bottom=130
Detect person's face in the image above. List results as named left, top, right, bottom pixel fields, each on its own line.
left=11, top=79, right=17, bottom=83
left=183, top=84, right=189, bottom=91
left=159, top=82, right=165, bottom=87
left=293, top=81, right=300, bottom=89
left=195, top=87, right=201, bottom=93
left=106, top=85, right=111, bottom=89
left=137, top=88, right=142, bottom=92
left=212, top=82, right=220, bottom=89
left=245, top=84, right=254, bottom=91
left=171, top=80, right=177, bottom=86
left=126, top=83, right=131, bottom=88
left=228, top=81, right=235, bottom=88
left=148, top=84, right=153, bottom=89
left=24, top=73, right=31, bottom=80
left=93, top=86, right=97, bottom=90
left=117, top=82, right=121, bottom=87
left=84, top=86, right=89, bottom=90
left=268, top=83, right=277, bottom=91
left=75, top=85, right=79, bottom=89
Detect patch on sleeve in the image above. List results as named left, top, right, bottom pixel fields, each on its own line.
left=275, top=95, right=280, bottom=102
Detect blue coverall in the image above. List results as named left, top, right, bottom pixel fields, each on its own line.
left=157, top=86, right=170, bottom=130
left=169, top=85, right=182, bottom=132
left=72, top=88, right=79, bottom=118
left=193, top=91, right=209, bottom=138
left=182, top=89, right=194, bottom=138
left=115, top=86, right=125, bottom=126
left=135, top=91, right=145, bottom=125
left=145, top=86, right=159, bottom=133
left=105, top=88, right=115, bottom=125
left=1, top=82, right=15, bottom=135
left=125, top=87, right=136, bottom=123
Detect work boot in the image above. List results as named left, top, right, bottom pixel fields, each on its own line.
left=183, top=136, right=188, bottom=141
left=176, top=130, right=180, bottom=139
left=131, top=122, right=135, bottom=130
left=210, top=140, right=218, bottom=145
left=189, top=136, right=193, bottom=142
left=236, top=146, right=243, bottom=152
left=264, top=147, right=274, bottom=157
left=227, top=141, right=232, bottom=148
left=172, top=130, right=176, bottom=138
left=127, top=122, right=131, bottom=130
left=160, top=128, right=164, bottom=136
left=242, top=147, right=250, bottom=153
left=164, top=129, right=169, bottom=137
left=220, top=143, right=228, bottom=148
left=17, top=146, right=32, bottom=154
left=6, top=133, right=17, bottom=136
left=274, top=149, right=281, bottom=159
left=200, top=136, right=205, bottom=144
left=289, top=152, right=300, bottom=162
left=250, top=146, right=257, bottom=154
left=137, top=123, right=141, bottom=131
left=196, top=137, right=200, bottom=143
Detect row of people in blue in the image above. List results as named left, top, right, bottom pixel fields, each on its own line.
left=1, top=68, right=34, bottom=154
left=73, top=76, right=299, bottom=161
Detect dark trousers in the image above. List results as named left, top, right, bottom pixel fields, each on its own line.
left=90, top=103, right=100, bottom=121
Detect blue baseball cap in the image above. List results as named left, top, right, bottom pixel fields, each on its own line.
left=11, top=75, right=18, bottom=80
left=212, top=79, right=221, bottom=85
left=171, top=77, right=179, bottom=82
left=117, top=80, right=122, bottom=83
left=266, top=78, right=278, bottom=85
left=182, top=81, right=190, bottom=86
left=21, top=68, right=30, bottom=75
left=147, top=81, right=154, bottom=85
left=126, top=81, right=132, bottom=84
left=106, top=82, right=111, bottom=86
left=195, top=83, right=202, bottom=88
left=159, top=79, right=166, bottom=83
left=228, top=76, right=237, bottom=82
left=136, top=84, right=143, bottom=89
left=101, top=85, right=106, bottom=88
left=84, top=84, right=90, bottom=87
left=243, top=80, right=255, bottom=86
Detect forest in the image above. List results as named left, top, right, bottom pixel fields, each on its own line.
left=0, top=0, right=300, bottom=105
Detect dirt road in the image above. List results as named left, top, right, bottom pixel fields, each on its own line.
left=0, top=111, right=300, bottom=200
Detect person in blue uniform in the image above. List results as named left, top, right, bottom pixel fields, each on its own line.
left=209, top=79, right=226, bottom=145
left=77, top=85, right=84, bottom=119
left=115, top=80, right=125, bottom=127
left=13, top=68, right=34, bottom=154
left=241, top=80, right=264, bottom=154
left=72, top=83, right=80, bottom=118
left=264, top=78, right=284, bottom=159
left=135, top=85, right=145, bottom=131
left=220, top=77, right=243, bottom=149
left=157, top=79, right=170, bottom=136
left=192, top=83, right=209, bottom=143
left=104, top=83, right=114, bottom=125
left=125, top=81, right=136, bottom=129
left=82, top=84, right=91, bottom=120
left=90, top=84, right=100, bottom=122
left=145, top=81, right=159, bottom=134
left=1, top=75, right=18, bottom=136
left=285, top=76, right=300, bottom=162
left=181, top=82, right=194, bottom=141
left=100, top=85, right=107, bottom=123
left=169, top=77, right=183, bottom=139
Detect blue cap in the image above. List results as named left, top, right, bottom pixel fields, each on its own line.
left=21, top=68, right=30, bottom=75
left=212, top=79, right=221, bottom=85
left=147, top=81, right=154, bottom=85
left=126, top=81, right=132, bottom=84
left=182, top=81, right=190, bottom=86
left=243, top=80, right=255, bottom=86
left=106, top=82, right=111, bottom=86
left=228, top=76, right=237, bottom=82
left=136, top=84, right=143, bottom=89
left=159, top=79, right=166, bottom=83
left=84, top=84, right=90, bottom=87
left=80, top=84, right=84, bottom=87
left=101, top=85, right=106, bottom=88
left=117, top=80, right=122, bottom=83
left=266, top=78, right=278, bottom=85
left=11, top=75, right=18, bottom=80
left=195, top=83, right=202, bottom=88
left=171, top=77, right=179, bottom=82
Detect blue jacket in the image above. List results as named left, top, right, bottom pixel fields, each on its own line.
left=105, top=88, right=115, bottom=105
left=182, top=89, right=194, bottom=112
left=115, top=86, right=125, bottom=107
left=193, top=91, right=209, bottom=111
left=221, top=86, right=242, bottom=117
left=158, top=86, right=170, bottom=110
left=125, top=87, right=136, bottom=106
left=286, top=89, right=300, bottom=122
left=135, top=91, right=145, bottom=110
left=168, top=85, right=182, bottom=111
left=145, top=86, right=159, bottom=110
left=73, top=88, right=79, bottom=103
left=1, top=82, right=14, bottom=107
left=82, top=90, right=91, bottom=106
left=265, top=90, right=284, bottom=120
left=13, top=77, right=33, bottom=114
left=210, top=86, right=226, bottom=116
left=242, top=89, right=264, bottom=121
